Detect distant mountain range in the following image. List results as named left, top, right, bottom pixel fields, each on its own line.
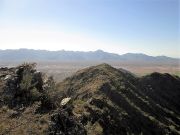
left=0, top=49, right=179, bottom=64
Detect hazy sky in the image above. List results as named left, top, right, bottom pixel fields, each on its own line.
left=0, top=0, right=179, bottom=57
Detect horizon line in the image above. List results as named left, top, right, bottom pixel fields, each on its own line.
left=0, top=48, right=179, bottom=59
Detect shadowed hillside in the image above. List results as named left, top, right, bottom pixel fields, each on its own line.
left=57, top=63, right=180, bottom=135
left=0, top=63, right=180, bottom=135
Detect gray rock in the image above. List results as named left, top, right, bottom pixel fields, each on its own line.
left=60, top=98, right=71, bottom=106
left=4, top=75, right=12, bottom=80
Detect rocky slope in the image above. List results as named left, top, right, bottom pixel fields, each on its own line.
left=57, top=63, right=180, bottom=135
left=0, top=63, right=180, bottom=135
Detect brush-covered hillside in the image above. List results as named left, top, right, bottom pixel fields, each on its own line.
left=0, top=63, right=180, bottom=135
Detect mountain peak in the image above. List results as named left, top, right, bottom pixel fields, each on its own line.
left=95, top=49, right=104, bottom=52
left=57, top=63, right=136, bottom=98
left=56, top=64, right=180, bottom=134
left=93, top=63, right=113, bottom=69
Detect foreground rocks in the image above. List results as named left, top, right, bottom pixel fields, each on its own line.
left=0, top=63, right=180, bottom=135
left=49, top=107, right=87, bottom=135
left=57, top=63, right=180, bottom=135
left=0, top=63, right=55, bottom=111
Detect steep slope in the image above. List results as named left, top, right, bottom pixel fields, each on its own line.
left=0, top=63, right=180, bottom=135
left=57, top=63, right=180, bottom=135
left=0, top=63, right=87, bottom=135
left=139, top=73, right=180, bottom=116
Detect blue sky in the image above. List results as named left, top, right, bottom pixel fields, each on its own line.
left=0, top=0, right=179, bottom=57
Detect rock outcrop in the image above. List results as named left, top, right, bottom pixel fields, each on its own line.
left=57, top=63, right=180, bottom=135
left=0, top=63, right=55, bottom=111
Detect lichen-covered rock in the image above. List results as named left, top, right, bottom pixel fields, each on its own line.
left=49, top=108, right=87, bottom=135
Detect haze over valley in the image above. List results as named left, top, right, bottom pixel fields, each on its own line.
left=0, top=49, right=179, bottom=81
left=0, top=0, right=179, bottom=134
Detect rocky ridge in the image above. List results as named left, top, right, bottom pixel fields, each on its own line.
left=57, top=63, right=180, bottom=135
left=0, top=63, right=180, bottom=135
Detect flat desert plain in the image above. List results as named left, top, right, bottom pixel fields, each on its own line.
left=0, top=61, right=179, bottom=82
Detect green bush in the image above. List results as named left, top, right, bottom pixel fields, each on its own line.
left=30, top=88, right=41, bottom=101
left=20, top=72, right=33, bottom=91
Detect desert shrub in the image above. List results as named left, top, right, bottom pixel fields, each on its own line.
left=86, top=122, right=103, bottom=135
left=1, top=62, right=57, bottom=113
left=20, top=71, right=33, bottom=91
left=73, top=99, right=85, bottom=105
left=72, top=99, right=86, bottom=117
left=30, top=88, right=42, bottom=101
left=17, top=66, right=38, bottom=105
left=93, top=122, right=103, bottom=135
left=49, top=109, right=87, bottom=135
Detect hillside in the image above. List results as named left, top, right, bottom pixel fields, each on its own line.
left=0, top=63, right=180, bottom=135
left=57, top=63, right=180, bottom=135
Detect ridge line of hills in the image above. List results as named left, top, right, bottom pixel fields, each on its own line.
left=0, top=63, right=180, bottom=134
left=0, top=49, right=179, bottom=63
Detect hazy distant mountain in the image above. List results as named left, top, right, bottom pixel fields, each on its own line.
left=0, top=49, right=179, bottom=64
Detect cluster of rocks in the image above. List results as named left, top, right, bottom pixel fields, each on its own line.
left=49, top=107, right=87, bottom=135
left=0, top=63, right=84, bottom=134
left=0, top=63, right=180, bottom=135
left=0, top=63, right=55, bottom=110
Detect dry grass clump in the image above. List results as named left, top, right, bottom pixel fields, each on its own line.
left=0, top=103, right=50, bottom=135
left=85, top=122, right=103, bottom=135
